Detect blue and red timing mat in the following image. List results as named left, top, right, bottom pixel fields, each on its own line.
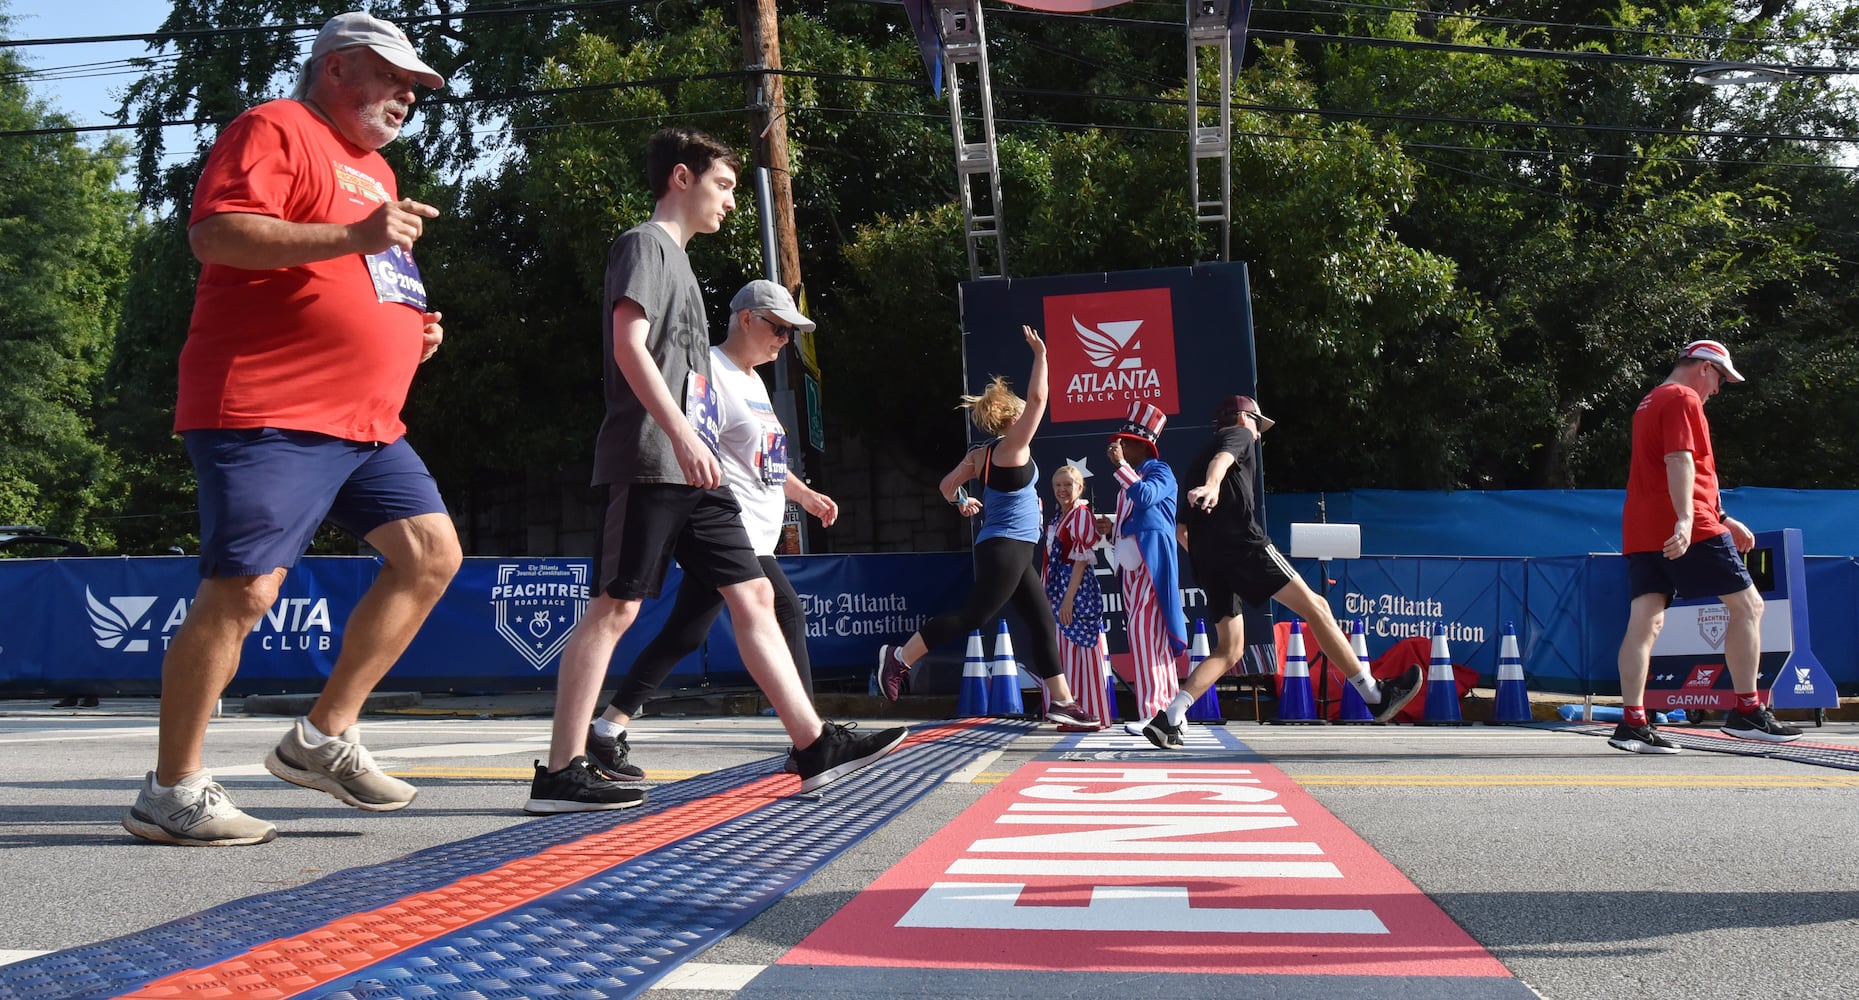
left=0, top=721, right=1029, bottom=1000
left=1539, top=721, right=1859, bottom=770
left=755, top=724, right=1536, bottom=999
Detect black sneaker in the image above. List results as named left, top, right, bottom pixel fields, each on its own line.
left=1370, top=665, right=1425, bottom=723
left=877, top=645, right=910, bottom=702
left=523, top=757, right=647, bottom=814
left=792, top=722, right=908, bottom=792
left=1721, top=707, right=1804, bottom=744
left=1141, top=711, right=1185, bottom=750
left=586, top=726, right=645, bottom=781
left=1607, top=721, right=1682, bottom=755
left=783, top=747, right=799, bottom=774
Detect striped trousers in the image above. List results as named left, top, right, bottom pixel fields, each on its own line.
left=1059, top=631, right=1112, bottom=728
left=1121, top=562, right=1180, bottom=721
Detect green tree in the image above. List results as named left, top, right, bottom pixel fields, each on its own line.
left=0, top=5, right=139, bottom=548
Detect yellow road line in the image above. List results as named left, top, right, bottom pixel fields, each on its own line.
left=1294, top=774, right=1859, bottom=787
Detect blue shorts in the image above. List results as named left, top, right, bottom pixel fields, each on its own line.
left=1626, top=532, right=1754, bottom=604
left=183, top=429, right=447, bottom=579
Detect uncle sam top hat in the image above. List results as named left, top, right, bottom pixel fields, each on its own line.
left=1110, top=401, right=1167, bottom=450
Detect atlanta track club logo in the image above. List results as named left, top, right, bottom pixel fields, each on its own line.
left=1043, top=287, right=1179, bottom=422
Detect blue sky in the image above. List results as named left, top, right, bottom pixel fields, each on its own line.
left=6, top=0, right=173, bottom=126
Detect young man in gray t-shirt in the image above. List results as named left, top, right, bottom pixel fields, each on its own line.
left=527, top=127, right=904, bottom=813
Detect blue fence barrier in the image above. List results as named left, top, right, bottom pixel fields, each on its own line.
left=0, top=553, right=969, bottom=696
left=2, top=549, right=1852, bottom=697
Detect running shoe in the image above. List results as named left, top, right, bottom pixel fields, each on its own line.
left=122, top=771, right=277, bottom=846
left=1370, top=664, right=1426, bottom=723
left=524, top=757, right=647, bottom=814
left=793, top=721, right=908, bottom=792
left=1045, top=700, right=1100, bottom=728
left=265, top=718, right=416, bottom=811
left=877, top=644, right=910, bottom=701
left=1721, top=707, right=1804, bottom=744
left=586, top=725, right=645, bottom=781
left=1141, top=712, right=1186, bottom=750
left=1607, top=721, right=1682, bottom=755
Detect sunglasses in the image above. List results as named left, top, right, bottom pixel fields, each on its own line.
left=759, top=314, right=800, bottom=340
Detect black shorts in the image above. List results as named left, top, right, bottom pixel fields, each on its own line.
left=1627, top=532, right=1754, bottom=604
left=594, top=483, right=763, bottom=600
left=1191, top=539, right=1297, bottom=622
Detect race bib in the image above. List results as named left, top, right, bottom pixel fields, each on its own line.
left=685, top=371, right=721, bottom=455
left=758, top=429, right=789, bottom=486
left=364, top=245, right=428, bottom=312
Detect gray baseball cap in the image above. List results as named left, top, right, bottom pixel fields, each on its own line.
left=312, top=12, right=444, bottom=90
left=729, top=280, right=815, bottom=332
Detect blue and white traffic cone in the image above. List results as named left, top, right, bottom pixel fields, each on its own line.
left=1185, top=618, right=1224, bottom=724
left=989, top=619, right=1026, bottom=717
left=1336, top=618, right=1377, bottom=724
left=1267, top=620, right=1323, bottom=725
left=1489, top=621, right=1532, bottom=725
left=957, top=629, right=989, bottom=718
left=1099, top=630, right=1120, bottom=725
left=1418, top=630, right=1469, bottom=726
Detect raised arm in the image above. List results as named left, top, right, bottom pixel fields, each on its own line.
left=994, top=326, right=1048, bottom=464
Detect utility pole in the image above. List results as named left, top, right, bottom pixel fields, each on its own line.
left=739, top=0, right=819, bottom=553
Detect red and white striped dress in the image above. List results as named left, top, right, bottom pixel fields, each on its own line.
left=1044, top=499, right=1110, bottom=727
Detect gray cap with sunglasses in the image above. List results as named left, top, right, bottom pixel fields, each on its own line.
left=729, top=279, right=816, bottom=333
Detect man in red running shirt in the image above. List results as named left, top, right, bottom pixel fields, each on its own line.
left=1610, top=339, right=1802, bottom=754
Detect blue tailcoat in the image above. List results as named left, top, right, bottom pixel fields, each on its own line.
left=1114, top=457, right=1188, bottom=655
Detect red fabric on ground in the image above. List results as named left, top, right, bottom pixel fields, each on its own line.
left=1271, top=628, right=1476, bottom=722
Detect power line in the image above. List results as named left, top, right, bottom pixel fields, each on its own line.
left=0, top=0, right=646, bottom=48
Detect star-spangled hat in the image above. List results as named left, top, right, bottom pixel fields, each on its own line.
left=1110, top=401, right=1167, bottom=450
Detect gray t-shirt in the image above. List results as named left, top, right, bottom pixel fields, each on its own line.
left=593, top=222, right=711, bottom=485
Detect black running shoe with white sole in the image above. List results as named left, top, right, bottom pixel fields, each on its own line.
left=1370, top=664, right=1425, bottom=723
left=1141, top=712, right=1185, bottom=750
left=793, top=722, right=908, bottom=792
left=523, top=757, right=647, bottom=814
left=1607, top=721, right=1682, bottom=754
left=1721, top=707, right=1804, bottom=744
left=586, top=726, right=645, bottom=781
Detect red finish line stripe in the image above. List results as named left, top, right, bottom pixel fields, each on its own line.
left=786, top=758, right=1513, bottom=977
left=125, top=723, right=976, bottom=1000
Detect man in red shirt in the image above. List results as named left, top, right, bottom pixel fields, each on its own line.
left=123, top=13, right=462, bottom=846
left=1610, top=339, right=1801, bottom=754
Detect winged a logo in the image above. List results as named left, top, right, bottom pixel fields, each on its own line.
left=86, top=587, right=159, bottom=653
left=1072, top=316, right=1145, bottom=370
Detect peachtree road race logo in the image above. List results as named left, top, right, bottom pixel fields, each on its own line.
left=491, top=563, right=589, bottom=670
left=86, top=587, right=332, bottom=653
left=1696, top=606, right=1729, bottom=650
left=1043, top=288, right=1179, bottom=422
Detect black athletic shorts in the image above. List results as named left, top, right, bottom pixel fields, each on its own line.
left=594, top=482, right=763, bottom=600
left=1191, top=538, right=1297, bottom=622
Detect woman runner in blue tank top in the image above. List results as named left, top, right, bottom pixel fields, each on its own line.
left=873, top=326, right=1100, bottom=728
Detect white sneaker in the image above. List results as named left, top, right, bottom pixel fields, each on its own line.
left=1123, top=721, right=1148, bottom=737
left=265, top=718, right=417, bottom=811
left=122, top=771, right=277, bottom=846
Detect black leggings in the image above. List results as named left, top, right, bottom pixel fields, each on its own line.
left=918, top=536, right=1063, bottom=680
left=607, top=555, right=813, bottom=716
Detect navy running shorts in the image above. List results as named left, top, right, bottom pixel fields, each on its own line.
left=1626, top=532, right=1754, bottom=603
left=593, top=482, right=763, bottom=600
left=183, top=428, right=447, bottom=579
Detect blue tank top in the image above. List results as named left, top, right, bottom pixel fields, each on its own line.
left=977, top=456, right=1040, bottom=544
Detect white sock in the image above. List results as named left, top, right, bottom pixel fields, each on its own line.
left=1349, top=671, right=1383, bottom=704
left=1164, top=691, right=1194, bottom=728
left=299, top=717, right=336, bottom=746
left=592, top=717, right=624, bottom=739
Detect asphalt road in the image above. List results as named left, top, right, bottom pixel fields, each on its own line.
left=2, top=703, right=1855, bottom=999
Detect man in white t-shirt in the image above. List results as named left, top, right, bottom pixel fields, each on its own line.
left=586, top=280, right=845, bottom=780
